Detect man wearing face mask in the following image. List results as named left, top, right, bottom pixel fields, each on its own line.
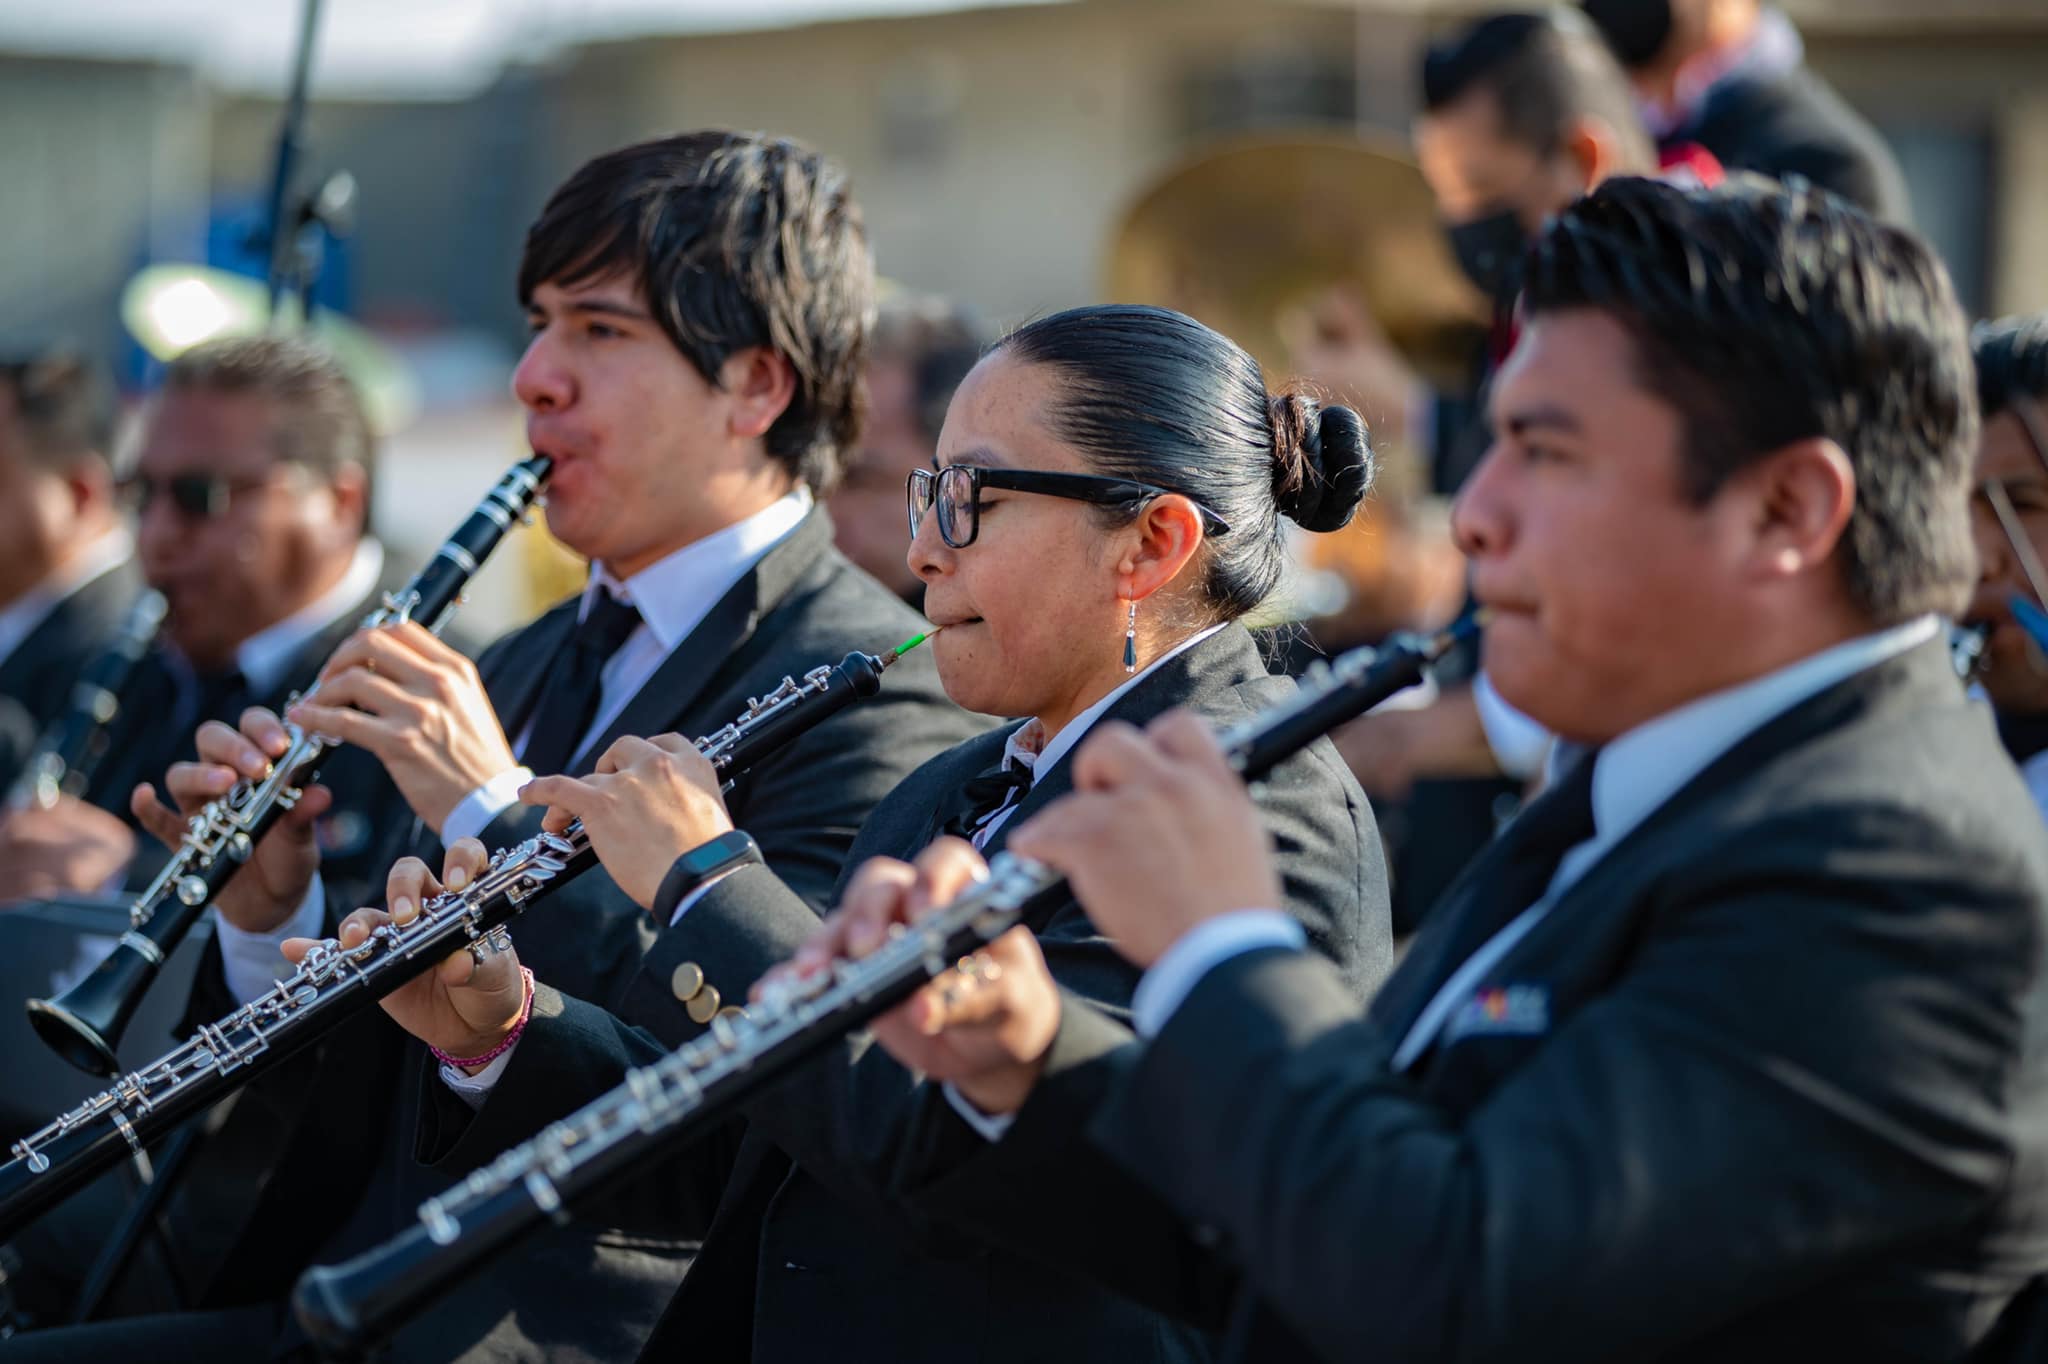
left=1333, top=10, right=1698, bottom=931
left=1580, top=0, right=1910, bottom=224
left=1965, top=314, right=2048, bottom=823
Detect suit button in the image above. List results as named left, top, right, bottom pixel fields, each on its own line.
left=686, top=984, right=723, bottom=1025
left=671, top=961, right=706, bottom=1003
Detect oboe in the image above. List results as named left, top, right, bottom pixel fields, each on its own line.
left=6, top=588, right=168, bottom=812
left=0, top=636, right=928, bottom=1245
left=26, top=457, right=552, bottom=1078
left=291, top=615, right=1479, bottom=1356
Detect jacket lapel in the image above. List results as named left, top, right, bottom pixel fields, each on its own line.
left=566, top=508, right=836, bottom=774
left=1390, top=636, right=1963, bottom=1079
left=976, top=626, right=1265, bottom=867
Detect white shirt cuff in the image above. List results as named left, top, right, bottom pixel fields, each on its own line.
left=443, top=767, right=535, bottom=847
left=217, top=883, right=329, bottom=1005
left=438, top=1043, right=517, bottom=1108
left=941, top=1081, right=1017, bottom=1142
left=1132, top=910, right=1305, bottom=1038
left=1472, top=669, right=1554, bottom=779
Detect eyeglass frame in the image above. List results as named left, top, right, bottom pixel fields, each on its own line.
left=117, top=470, right=290, bottom=520
left=906, top=464, right=1232, bottom=550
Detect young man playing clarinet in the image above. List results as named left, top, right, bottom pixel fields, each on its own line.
left=830, top=176, right=2048, bottom=1361
left=4, top=131, right=977, bottom=1361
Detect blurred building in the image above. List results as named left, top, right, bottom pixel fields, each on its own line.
left=4, top=0, right=2046, bottom=629
left=10, top=0, right=2046, bottom=360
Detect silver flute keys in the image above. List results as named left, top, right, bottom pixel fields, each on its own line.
left=26, top=456, right=554, bottom=1078
left=416, top=851, right=1059, bottom=1244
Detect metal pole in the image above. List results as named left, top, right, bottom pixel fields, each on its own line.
left=263, top=0, right=326, bottom=321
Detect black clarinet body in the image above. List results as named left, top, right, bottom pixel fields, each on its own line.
left=290, top=618, right=1476, bottom=1357
left=24, top=457, right=552, bottom=1078
left=0, top=645, right=898, bottom=1244
left=6, top=588, right=169, bottom=812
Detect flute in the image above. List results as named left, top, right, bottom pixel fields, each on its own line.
left=0, top=637, right=929, bottom=1245
left=291, top=615, right=1479, bottom=1356
left=25, top=457, right=552, bottom=1077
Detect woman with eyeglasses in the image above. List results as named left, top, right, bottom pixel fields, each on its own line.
left=341, top=303, right=1395, bottom=1361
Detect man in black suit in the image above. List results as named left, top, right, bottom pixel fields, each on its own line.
left=865, top=177, right=2048, bottom=1361
left=1581, top=0, right=1912, bottom=222
left=1965, top=313, right=2048, bottom=822
left=40, top=131, right=977, bottom=1360
left=0, top=351, right=141, bottom=893
left=0, top=338, right=400, bottom=904
left=0, top=334, right=415, bottom=1327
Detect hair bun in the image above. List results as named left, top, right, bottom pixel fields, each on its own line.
left=1268, top=393, right=1372, bottom=533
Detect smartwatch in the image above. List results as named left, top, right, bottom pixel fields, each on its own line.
left=656, top=829, right=764, bottom=915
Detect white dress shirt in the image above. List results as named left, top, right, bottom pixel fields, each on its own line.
left=1471, top=668, right=1554, bottom=780
left=0, top=528, right=134, bottom=670
left=446, top=489, right=814, bottom=844
left=250, top=493, right=816, bottom=1016
left=1129, top=616, right=1944, bottom=1060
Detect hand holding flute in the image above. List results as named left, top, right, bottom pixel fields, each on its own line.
left=763, top=708, right=1287, bottom=1119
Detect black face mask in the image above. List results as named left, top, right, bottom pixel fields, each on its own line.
left=1446, top=210, right=1528, bottom=309
left=1580, top=0, right=1674, bottom=70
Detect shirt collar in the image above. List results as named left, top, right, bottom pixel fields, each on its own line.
left=1582, top=614, right=1940, bottom=850
left=235, top=539, right=386, bottom=695
left=1000, top=622, right=1230, bottom=784
left=0, top=527, right=134, bottom=668
left=582, top=489, right=812, bottom=651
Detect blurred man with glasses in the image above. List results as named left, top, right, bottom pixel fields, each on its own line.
left=0, top=334, right=399, bottom=903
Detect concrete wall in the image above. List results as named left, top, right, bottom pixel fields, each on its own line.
left=0, top=55, right=210, bottom=359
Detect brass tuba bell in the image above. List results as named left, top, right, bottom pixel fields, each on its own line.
left=1104, top=128, right=1489, bottom=393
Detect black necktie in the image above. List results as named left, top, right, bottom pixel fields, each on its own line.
left=180, top=666, right=250, bottom=756
left=940, top=761, right=1036, bottom=841
left=1452, top=749, right=1601, bottom=952
left=519, top=592, right=643, bottom=776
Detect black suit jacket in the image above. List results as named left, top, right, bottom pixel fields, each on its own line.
left=995, top=638, right=2048, bottom=1362
left=0, top=557, right=145, bottom=795
left=190, top=510, right=982, bottom=1363
left=1680, top=67, right=1913, bottom=226
left=420, top=623, right=1394, bottom=1364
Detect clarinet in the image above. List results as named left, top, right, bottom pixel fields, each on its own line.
left=0, top=637, right=927, bottom=1245
left=25, top=457, right=552, bottom=1078
left=6, top=588, right=169, bottom=812
left=291, top=615, right=1480, bottom=1357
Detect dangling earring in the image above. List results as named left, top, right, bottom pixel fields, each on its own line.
left=1123, top=598, right=1138, bottom=674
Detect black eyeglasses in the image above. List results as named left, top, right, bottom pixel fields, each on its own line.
left=118, top=472, right=278, bottom=520
left=906, top=465, right=1231, bottom=550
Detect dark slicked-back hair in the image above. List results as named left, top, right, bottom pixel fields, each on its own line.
left=162, top=334, right=375, bottom=532
left=1422, top=9, right=1655, bottom=172
left=1974, top=314, right=2048, bottom=422
left=1522, top=174, right=1978, bottom=623
left=519, top=130, right=874, bottom=493
left=0, top=349, right=116, bottom=471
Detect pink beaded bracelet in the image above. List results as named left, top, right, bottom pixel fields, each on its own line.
left=432, top=965, right=536, bottom=1072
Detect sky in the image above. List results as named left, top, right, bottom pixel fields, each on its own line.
left=0, top=0, right=1065, bottom=99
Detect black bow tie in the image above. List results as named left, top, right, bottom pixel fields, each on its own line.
left=941, top=761, right=1035, bottom=840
